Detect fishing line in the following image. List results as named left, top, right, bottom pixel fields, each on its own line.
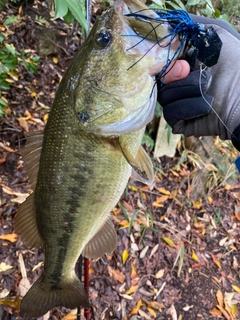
left=198, top=64, right=238, bottom=140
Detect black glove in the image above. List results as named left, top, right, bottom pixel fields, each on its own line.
left=157, top=15, right=240, bottom=151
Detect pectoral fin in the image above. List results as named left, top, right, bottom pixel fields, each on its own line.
left=14, top=192, right=43, bottom=247
left=118, top=140, right=154, bottom=186
left=131, top=146, right=154, bottom=186
left=82, top=217, right=117, bottom=259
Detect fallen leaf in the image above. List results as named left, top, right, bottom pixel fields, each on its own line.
left=108, top=266, right=125, bottom=283
left=166, top=304, right=177, bottom=320
left=162, top=237, right=177, bottom=248
left=155, top=195, right=169, bottom=203
left=0, top=288, right=10, bottom=299
left=147, top=301, right=165, bottom=311
left=224, top=300, right=235, bottom=320
left=150, top=244, right=159, bottom=258
left=138, top=309, right=152, bottom=319
left=128, top=185, right=138, bottom=191
left=0, top=262, right=13, bottom=272
left=152, top=202, right=164, bottom=208
left=209, top=307, right=223, bottom=317
left=147, top=307, right=156, bottom=318
left=119, top=293, right=133, bottom=300
left=208, top=196, right=213, bottom=203
left=0, top=142, right=15, bottom=153
left=32, top=262, right=43, bottom=272
left=155, top=269, right=164, bottom=279
left=177, top=244, right=185, bottom=277
left=140, top=245, right=149, bottom=259
left=0, top=296, right=21, bottom=308
left=0, top=233, right=18, bottom=243
left=43, top=113, right=49, bottom=124
left=191, top=250, right=198, bottom=262
left=119, top=220, right=130, bottom=227
left=211, top=254, right=222, bottom=269
left=122, top=249, right=129, bottom=264
left=62, top=309, right=77, bottom=320
left=122, top=201, right=134, bottom=212
left=129, top=299, right=143, bottom=315
left=216, top=304, right=231, bottom=320
left=131, top=262, right=137, bottom=279
left=232, top=285, right=240, bottom=294
left=234, top=205, right=240, bottom=221
left=156, top=187, right=170, bottom=195
left=216, top=290, right=224, bottom=307
left=193, top=221, right=205, bottom=229
left=52, top=57, right=58, bottom=64
left=183, top=305, right=193, bottom=311
left=126, top=285, right=138, bottom=295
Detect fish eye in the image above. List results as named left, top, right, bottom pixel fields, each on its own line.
left=96, top=30, right=112, bottom=48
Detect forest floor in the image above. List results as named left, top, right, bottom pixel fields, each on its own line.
left=0, top=2, right=240, bottom=320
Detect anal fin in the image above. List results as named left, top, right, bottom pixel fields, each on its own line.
left=82, top=217, right=117, bottom=259
left=14, top=192, right=43, bottom=247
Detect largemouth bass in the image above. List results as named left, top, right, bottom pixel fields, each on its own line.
left=15, top=0, right=181, bottom=317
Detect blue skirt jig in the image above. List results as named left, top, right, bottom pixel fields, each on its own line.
left=124, top=10, right=222, bottom=84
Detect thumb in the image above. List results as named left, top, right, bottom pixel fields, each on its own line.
left=164, top=60, right=190, bottom=84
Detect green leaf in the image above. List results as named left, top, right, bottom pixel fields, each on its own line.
left=0, top=105, right=6, bottom=117
left=166, top=0, right=186, bottom=10
left=23, top=60, right=38, bottom=73
left=64, top=9, right=75, bottom=24
left=129, top=209, right=137, bottom=234
left=187, top=0, right=201, bottom=5
left=214, top=9, right=221, bottom=18
left=66, top=0, right=88, bottom=32
left=0, top=33, right=5, bottom=43
left=54, top=0, right=68, bottom=19
left=142, top=134, right=154, bottom=151
left=155, top=101, right=162, bottom=117
left=0, top=96, right=8, bottom=107
left=4, top=15, right=22, bottom=26
left=5, top=44, right=18, bottom=56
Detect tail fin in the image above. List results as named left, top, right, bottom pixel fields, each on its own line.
left=20, top=274, right=90, bottom=318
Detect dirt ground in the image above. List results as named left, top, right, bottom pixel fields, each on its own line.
left=0, top=2, right=240, bottom=320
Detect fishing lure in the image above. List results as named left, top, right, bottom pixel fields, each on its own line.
left=124, top=9, right=222, bottom=84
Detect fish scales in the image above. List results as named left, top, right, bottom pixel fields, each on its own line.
left=15, top=0, right=182, bottom=317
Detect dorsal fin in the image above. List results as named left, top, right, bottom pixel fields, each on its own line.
left=21, top=131, right=43, bottom=190
left=14, top=131, right=44, bottom=247
left=82, top=216, right=117, bottom=259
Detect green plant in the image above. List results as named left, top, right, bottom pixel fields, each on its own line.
left=54, top=0, right=87, bottom=31
left=0, top=18, right=40, bottom=116
left=151, top=0, right=217, bottom=17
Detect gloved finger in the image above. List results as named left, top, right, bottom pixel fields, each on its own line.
left=158, top=69, right=212, bottom=106
left=163, top=94, right=213, bottom=128
left=190, top=14, right=240, bottom=40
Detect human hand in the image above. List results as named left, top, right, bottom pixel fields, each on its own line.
left=157, top=16, right=240, bottom=150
